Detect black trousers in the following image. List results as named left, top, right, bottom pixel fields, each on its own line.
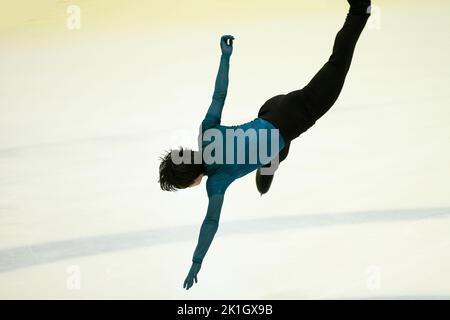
left=258, top=13, right=370, bottom=164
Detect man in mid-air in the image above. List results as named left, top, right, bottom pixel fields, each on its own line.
left=158, top=0, right=372, bottom=290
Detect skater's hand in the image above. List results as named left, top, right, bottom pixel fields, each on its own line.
left=220, top=35, right=234, bottom=56
left=183, top=262, right=202, bottom=290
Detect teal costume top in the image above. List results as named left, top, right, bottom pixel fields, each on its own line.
left=192, top=53, right=286, bottom=264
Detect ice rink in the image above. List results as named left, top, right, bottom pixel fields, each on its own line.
left=1, top=0, right=449, bottom=299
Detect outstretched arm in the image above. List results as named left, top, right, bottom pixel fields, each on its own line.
left=183, top=194, right=225, bottom=290
left=193, top=194, right=224, bottom=263
left=202, top=35, right=235, bottom=129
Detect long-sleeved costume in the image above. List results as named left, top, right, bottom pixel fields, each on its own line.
left=192, top=52, right=286, bottom=264
left=184, top=1, right=371, bottom=289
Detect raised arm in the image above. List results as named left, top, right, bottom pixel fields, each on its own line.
left=201, top=35, right=235, bottom=129
left=183, top=193, right=224, bottom=290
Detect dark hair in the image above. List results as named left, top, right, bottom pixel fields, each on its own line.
left=158, top=147, right=205, bottom=191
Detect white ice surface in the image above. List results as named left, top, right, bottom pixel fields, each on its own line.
left=1, top=2, right=450, bottom=299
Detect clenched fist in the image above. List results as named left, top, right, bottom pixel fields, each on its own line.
left=220, top=35, right=235, bottom=56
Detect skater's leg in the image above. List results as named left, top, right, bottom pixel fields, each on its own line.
left=348, top=0, right=372, bottom=16
left=261, top=141, right=290, bottom=169
left=303, top=7, right=370, bottom=121
left=256, top=141, right=290, bottom=195
left=255, top=1, right=371, bottom=195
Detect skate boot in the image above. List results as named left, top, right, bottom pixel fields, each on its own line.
left=348, top=0, right=371, bottom=15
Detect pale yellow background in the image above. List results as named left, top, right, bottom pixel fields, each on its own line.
left=0, top=0, right=449, bottom=299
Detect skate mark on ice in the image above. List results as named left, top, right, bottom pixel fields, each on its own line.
left=0, top=206, right=449, bottom=273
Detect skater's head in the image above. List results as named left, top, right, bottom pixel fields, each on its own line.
left=158, top=147, right=205, bottom=191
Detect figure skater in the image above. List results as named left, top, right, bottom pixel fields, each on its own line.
left=158, top=0, right=372, bottom=290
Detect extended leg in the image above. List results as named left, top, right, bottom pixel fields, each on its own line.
left=303, top=5, right=370, bottom=121
left=256, top=142, right=290, bottom=195
left=256, top=1, right=371, bottom=196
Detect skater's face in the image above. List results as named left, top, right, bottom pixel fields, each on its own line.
left=189, top=174, right=204, bottom=187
